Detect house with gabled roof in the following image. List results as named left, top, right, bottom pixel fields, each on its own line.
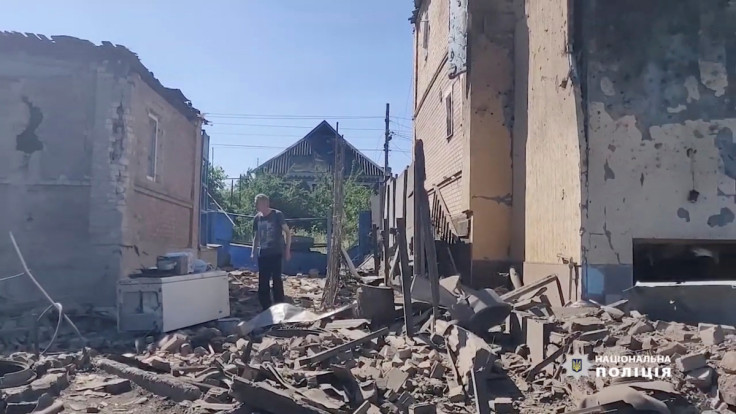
left=255, top=121, right=386, bottom=190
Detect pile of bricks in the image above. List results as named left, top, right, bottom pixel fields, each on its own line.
left=503, top=292, right=736, bottom=413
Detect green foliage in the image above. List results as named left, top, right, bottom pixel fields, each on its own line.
left=207, top=165, right=229, bottom=209
left=206, top=168, right=372, bottom=247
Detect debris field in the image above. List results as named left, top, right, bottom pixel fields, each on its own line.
left=1, top=271, right=736, bottom=414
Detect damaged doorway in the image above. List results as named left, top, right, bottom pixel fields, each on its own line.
left=633, top=239, right=736, bottom=283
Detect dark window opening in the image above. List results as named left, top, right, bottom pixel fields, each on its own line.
left=633, top=239, right=736, bottom=283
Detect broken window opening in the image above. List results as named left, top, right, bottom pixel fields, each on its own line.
left=421, top=18, right=430, bottom=61
left=445, top=89, right=454, bottom=139
left=633, top=239, right=736, bottom=283
left=147, top=114, right=159, bottom=180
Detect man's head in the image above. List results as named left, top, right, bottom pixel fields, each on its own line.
left=254, top=194, right=270, bottom=214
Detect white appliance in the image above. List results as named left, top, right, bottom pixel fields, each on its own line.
left=117, top=271, right=230, bottom=333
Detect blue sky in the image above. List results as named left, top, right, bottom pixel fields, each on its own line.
left=1, top=1, right=415, bottom=178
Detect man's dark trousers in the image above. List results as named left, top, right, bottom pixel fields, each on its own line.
left=257, top=254, right=284, bottom=309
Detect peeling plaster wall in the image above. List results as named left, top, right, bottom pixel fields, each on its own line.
left=582, top=0, right=736, bottom=298
left=524, top=0, right=585, bottom=274
left=465, top=0, right=518, bottom=285
left=121, top=74, right=202, bottom=278
left=0, top=54, right=131, bottom=309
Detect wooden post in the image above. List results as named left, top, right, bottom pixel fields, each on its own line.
left=397, top=218, right=413, bottom=336
left=414, top=140, right=440, bottom=325
left=371, top=224, right=380, bottom=274
left=382, top=183, right=391, bottom=285
left=413, top=171, right=425, bottom=279
left=323, top=131, right=345, bottom=308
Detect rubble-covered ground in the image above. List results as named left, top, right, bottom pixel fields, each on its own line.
left=2, top=271, right=736, bottom=413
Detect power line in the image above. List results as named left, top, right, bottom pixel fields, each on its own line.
left=209, top=122, right=384, bottom=131
left=211, top=143, right=410, bottom=154
left=205, top=113, right=384, bottom=120
left=212, top=132, right=380, bottom=139
left=390, top=119, right=413, bottom=130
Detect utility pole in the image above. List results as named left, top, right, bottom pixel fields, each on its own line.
left=384, top=103, right=391, bottom=180
left=382, top=103, right=391, bottom=283
left=323, top=123, right=345, bottom=307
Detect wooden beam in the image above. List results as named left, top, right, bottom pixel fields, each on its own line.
left=396, top=218, right=413, bottom=337
left=501, top=274, right=564, bottom=307
left=295, top=327, right=390, bottom=367
left=341, top=246, right=361, bottom=281
left=414, top=140, right=440, bottom=324
left=432, top=184, right=459, bottom=236
left=323, top=133, right=346, bottom=307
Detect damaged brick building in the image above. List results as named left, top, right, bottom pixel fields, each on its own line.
left=0, top=33, right=204, bottom=310
left=411, top=0, right=736, bottom=306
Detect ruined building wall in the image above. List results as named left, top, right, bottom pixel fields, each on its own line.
left=464, top=0, right=517, bottom=286
left=0, top=53, right=130, bottom=308
left=523, top=0, right=585, bottom=299
left=414, top=0, right=467, bottom=219
left=121, top=74, right=202, bottom=278
left=581, top=0, right=736, bottom=299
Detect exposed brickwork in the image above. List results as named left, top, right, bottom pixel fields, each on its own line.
left=0, top=33, right=202, bottom=309
left=121, top=74, right=202, bottom=275
left=414, top=0, right=466, bottom=217
left=413, top=0, right=518, bottom=287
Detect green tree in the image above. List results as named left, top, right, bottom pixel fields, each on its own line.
left=207, top=165, right=229, bottom=210
left=206, top=167, right=372, bottom=247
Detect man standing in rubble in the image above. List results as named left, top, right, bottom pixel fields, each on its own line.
left=251, top=194, right=292, bottom=310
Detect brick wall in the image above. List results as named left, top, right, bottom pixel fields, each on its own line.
left=121, top=73, right=202, bottom=275
left=524, top=0, right=584, bottom=265
left=0, top=53, right=129, bottom=309
left=464, top=0, right=517, bottom=285
left=414, top=0, right=467, bottom=217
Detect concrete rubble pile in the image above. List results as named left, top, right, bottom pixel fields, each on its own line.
left=3, top=272, right=736, bottom=413
left=499, top=275, right=736, bottom=413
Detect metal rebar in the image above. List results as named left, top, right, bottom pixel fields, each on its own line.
left=9, top=232, right=86, bottom=344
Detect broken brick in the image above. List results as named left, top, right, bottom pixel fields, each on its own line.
left=721, top=351, right=736, bottom=374
left=676, top=353, right=707, bottom=373
left=526, top=318, right=550, bottom=364
left=685, top=367, right=714, bottom=389
left=579, top=328, right=608, bottom=342
left=491, top=397, right=517, bottom=414
left=569, top=317, right=605, bottom=332
left=617, top=335, right=642, bottom=351
left=641, top=337, right=657, bottom=351
left=401, top=362, right=418, bottom=376
left=354, top=401, right=381, bottom=414
left=448, top=386, right=464, bottom=403
left=719, top=374, right=736, bottom=406
left=30, top=372, right=69, bottom=395
left=394, top=391, right=416, bottom=411
left=628, top=320, right=654, bottom=335
left=385, top=368, right=409, bottom=393
left=103, top=378, right=132, bottom=395
left=572, top=340, right=593, bottom=355
left=142, top=356, right=171, bottom=373
left=658, top=342, right=687, bottom=357
left=397, top=348, right=413, bottom=360
left=600, top=305, right=625, bottom=321
left=158, top=333, right=188, bottom=353
left=665, top=325, right=694, bottom=342
left=700, top=326, right=724, bottom=346
left=429, top=362, right=444, bottom=379
left=654, top=320, right=670, bottom=331
left=409, top=402, right=437, bottom=414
